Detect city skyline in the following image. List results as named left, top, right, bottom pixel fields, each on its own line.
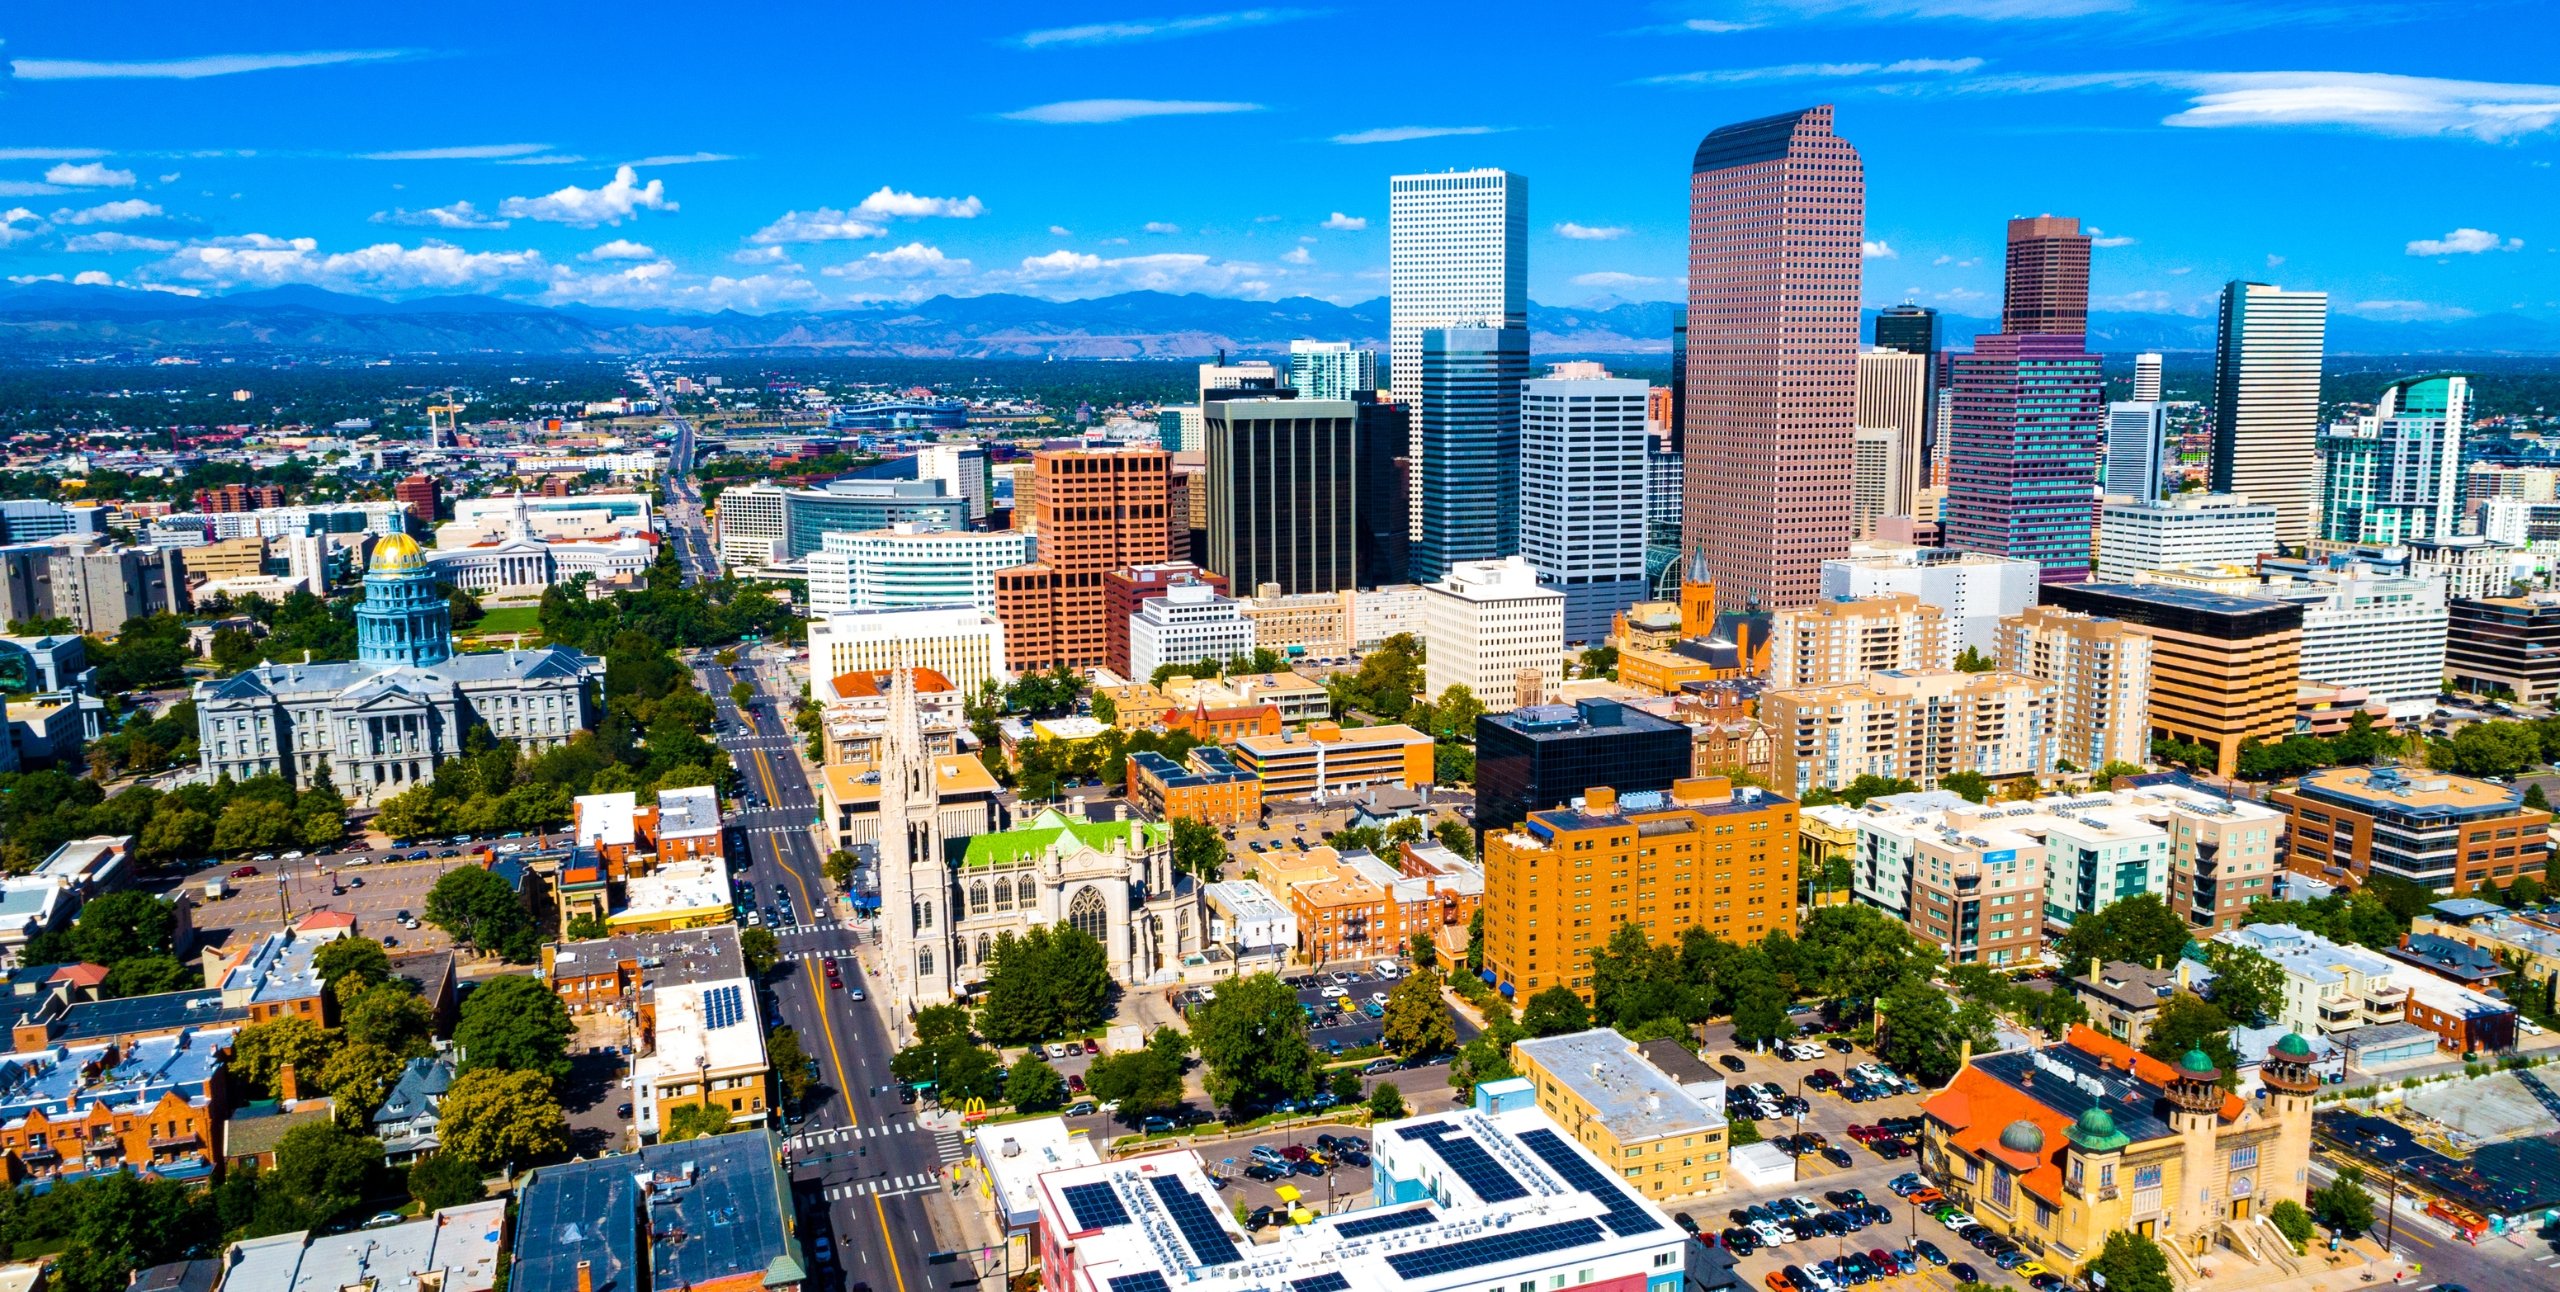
left=0, top=2, right=2547, bottom=324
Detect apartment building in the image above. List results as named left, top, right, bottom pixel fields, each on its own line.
left=1126, top=747, right=1261, bottom=826
left=1421, top=555, right=1565, bottom=713
left=1995, top=605, right=2153, bottom=772
left=2270, top=765, right=2549, bottom=894
left=1273, top=845, right=1483, bottom=967
left=1764, top=668, right=2058, bottom=800
left=1483, top=779, right=1797, bottom=1000
left=2215, top=923, right=2409, bottom=1040
left=631, top=975, right=768, bottom=1141
left=0, top=1026, right=230, bottom=1186
left=1767, top=594, right=1948, bottom=689
left=806, top=606, right=1008, bottom=695
left=1099, top=562, right=1229, bottom=678
left=993, top=445, right=1175, bottom=672
left=1820, top=542, right=2038, bottom=664
left=2041, top=583, right=2301, bottom=779
left=1514, top=1027, right=1731, bottom=1201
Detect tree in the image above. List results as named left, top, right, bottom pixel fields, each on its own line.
left=740, top=927, right=779, bottom=978
left=1940, top=771, right=1992, bottom=804
left=2081, top=1230, right=2174, bottom=1292
left=769, top=1026, right=816, bottom=1106
left=2052, top=893, right=2192, bottom=978
left=437, top=1067, right=570, bottom=1167
left=2139, top=993, right=2241, bottom=1088
left=1725, top=950, right=1790, bottom=1048
left=267, top=1120, right=382, bottom=1232
left=1953, top=646, right=1997, bottom=673
left=424, top=866, right=538, bottom=960
left=2202, top=941, right=2286, bottom=1028
left=314, top=937, right=393, bottom=1001
left=1447, top=1034, right=1515, bottom=1100
left=565, top=913, right=610, bottom=941
left=1089, top=690, right=1118, bottom=726
left=62, top=891, right=178, bottom=967
left=455, top=974, right=574, bottom=1079
left=1381, top=976, right=1457, bottom=1058
left=2308, top=1165, right=2376, bottom=1235
left=1876, top=975, right=1995, bottom=1086
left=406, top=1152, right=487, bottom=1212
left=1170, top=817, right=1228, bottom=881
left=1328, top=1066, right=1364, bottom=1103
left=1466, top=908, right=1485, bottom=973
left=2527, top=782, right=2552, bottom=812
left=231, top=1016, right=340, bottom=1098
left=1727, top=1114, right=1761, bottom=1146
left=660, top=1102, right=735, bottom=1142
left=2449, top=720, right=2542, bottom=779
left=825, top=848, right=858, bottom=889
left=102, top=956, right=195, bottom=999
left=213, top=797, right=300, bottom=854
left=1368, top=1082, right=1406, bottom=1120
left=730, top=680, right=754, bottom=708
left=1006, top=1056, right=1069, bottom=1112
left=2268, top=1199, right=2316, bottom=1252
left=1086, top=1043, right=1186, bottom=1120
left=343, top=982, right=436, bottom=1057
left=1433, top=817, right=1475, bottom=861
left=320, top=1042, right=411, bottom=1121
left=1519, top=987, right=1591, bottom=1039
left=976, top=925, right=1113, bottom=1045
left=1407, top=929, right=1438, bottom=973
left=889, top=1035, right=1003, bottom=1104
left=1188, top=972, right=1321, bottom=1115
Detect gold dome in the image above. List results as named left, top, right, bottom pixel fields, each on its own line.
left=369, top=533, right=427, bottom=574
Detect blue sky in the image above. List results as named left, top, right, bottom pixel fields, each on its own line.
left=0, top=1, right=2553, bottom=321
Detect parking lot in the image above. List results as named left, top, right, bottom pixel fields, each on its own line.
left=1191, top=1123, right=1378, bottom=1223
left=170, top=847, right=498, bottom=952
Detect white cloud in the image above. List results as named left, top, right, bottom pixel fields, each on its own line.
left=626, top=152, right=736, bottom=166
left=731, top=245, right=791, bottom=265
left=2168, top=266, right=2193, bottom=275
left=496, top=165, right=673, bottom=227
left=498, top=154, right=586, bottom=166
left=52, top=199, right=161, bottom=225
left=12, top=50, right=406, bottom=80
left=1015, top=9, right=1317, bottom=48
left=1321, top=212, right=1367, bottom=231
left=542, top=267, right=822, bottom=312
left=1705, top=0, right=2126, bottom=19
left=540, top=260, right=679, bottom=306
left=1002, top=248, right=1271, bottom=298
left=2088, top=227, right=2137, bottom=247
left=358, top=144, right=550, bottom=161
left=372, top=201, right=510, bottom=230
left=1572, top=271, right=1666, bottom=288
left=854, top=186, right=985, bottom=219
left=46, top=163, right=136, bottom=188
left=0, top=148, right=107, bottom=161
left=2405, top=227, right=2523, bottom=256
left=1143, top=221, right=1181, bottom=235
left=1931, top=254, right=1980, bottom=267
left=1862, top=240, right=1896, bottom=258
left=580, top=239, right=658, bottom=262
left=1330, top=124, right=1509, bottom=145
left=1003, top=99, right=1263, bottom=124
left=2345, top=298, right=2475, bottom=320
left=1048, top=225, right=1072, bottom=236
left=65, top=231, right=180, bottom=253
left=146, top=235, right=550, bottom=293
left=1976, top=70, right=2560, bottom=142
left=1683, top=18, right=1758, bottom=31
left=0, top=209, right=44, bottom=247
left=1557, top=222, right=1628, bottom=240
left=0, top=183, right=68, bottom=197
left=1643, top=57, right=1984, bottom=86
left=822, top=242, right=974, bottom=280
left=2266, top=253, right=2286, bottom=268
left=1281, top=246, right=1313, bottom=265
left=749, top=208, right=887, bottom=244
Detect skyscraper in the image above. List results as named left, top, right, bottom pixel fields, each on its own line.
left=1352, top=394, right=1411, bottom=588
left=2210, top=281, right=2330, bottom=548
left=2133, top=352, right=2164, bottom=403
left=2316, top=373, right=2469, bottom=548
left=1667, top=307, right=1689, bottom=455
left=2102, top=401, right=2167, bottom=500
left=1202, top=396, right=1361, bottom=595
left=1519, top=364, right=1649, bottom=642
left=1286, top=340, right=1376, bottom=402
left=1390, top=168, right=1527, bottom=540
left=1873, top=303, right=1942, bottom=485
left=1855, top=348, right=1928, bottom=525
left=1944, top=333, right=2106, bottom=583
left=1685, top=105, right=1863, bottom=612
left=991, top=445, right=1174, bottom=672
left=2001, top=215, right=2092, bottom=336
left=1409, top=325, right=1529, bottom=583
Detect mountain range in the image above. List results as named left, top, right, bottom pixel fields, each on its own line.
left=0, top=281, right=2553, bottom=358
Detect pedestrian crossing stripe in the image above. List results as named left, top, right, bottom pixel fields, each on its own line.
left=822, top=1174, right=937, bottom=1199
left=786, top=1119, right=918, bottom=1148
left=935, top=1131, right=965, bottom=1163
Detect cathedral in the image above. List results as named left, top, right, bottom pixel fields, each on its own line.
left=871, top=666, right=1205, bottom=1012
left=193, top=533, right=604, bottom=805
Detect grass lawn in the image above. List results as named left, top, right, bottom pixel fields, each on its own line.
left=471, top=606, right=544, bottom=635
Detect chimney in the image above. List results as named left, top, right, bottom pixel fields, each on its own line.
left=278, top=1062, right=300, bottom=1102
left=2089, top=957, right=2100, bottom=980
left=577, top=1263, right=594, bottom=1292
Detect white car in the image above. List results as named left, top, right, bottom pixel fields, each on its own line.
left=1938, top=1210, right=1978, bottom=1232
left=1373, top=960, right=1401, bottom=978
left=1321, top=985, right=1349, bottom=999
left=1752, top=1221, right=1788, bottom=1248
left=1370, top=991, right=1389, bottom=1006
left=281, top=850, right=306, bottom=862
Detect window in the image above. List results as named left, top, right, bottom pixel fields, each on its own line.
left=1070, top=887, right=1108, bottom=943
left=1992, top=1168, right=2013, bottom=1208
left=2135, top=1164, right=2162, bottom=1189
left=2231, top=1146, right=2257, bottom=1170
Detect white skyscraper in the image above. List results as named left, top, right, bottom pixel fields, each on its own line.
left=1518, top=364, right=1649, bottom=642
left=2133, top=352, right=2163, bottom=403
left=914, top=441, right=990, bottom=525
left=1391, top=168, right=1526, bottom=538
left=1855, top=348, right=1928, bottom=523
left=2210, top=282, right=2329, bottom=547
left=2102, top=401, right=2166, bottom=500
left=1286, top=340, right=1376, bottom=401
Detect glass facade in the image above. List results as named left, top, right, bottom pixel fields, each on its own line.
left=1410, top=326, right=1528, bottom=583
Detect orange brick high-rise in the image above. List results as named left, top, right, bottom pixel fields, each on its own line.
left=994, top=446, right=1175, bottom=673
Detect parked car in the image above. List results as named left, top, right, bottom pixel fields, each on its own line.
left=1717, top=1053, right=1748, bottom=1073
left=230, top=865, right=260, bottom=878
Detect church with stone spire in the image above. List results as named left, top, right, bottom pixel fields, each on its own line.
left=192, top=532, right=604, bottom=805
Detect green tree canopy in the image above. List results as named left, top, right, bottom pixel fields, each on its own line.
left=406, top=1152, right=488, bottom=1212
left=230, top=1016, right=340, bottom=1099
left=436, top=1067, right=569, bottom=1166
left=1381, top=975, right=1457, bottom=1058
left=2051, top=893, right=2191, bottom=977
left=1005, top=1056, right=1069, bottom=1113
left=266, top=1120, right=383, bottom=1233
left=455, top=974, right=573, bottom=1079
left=1519, top=987, right=1591, bottom=1039
left=1188, top=972, right=1321, bottom=1115
left=975, top=925, right=1114, bottom=1046
left=2201, top=941, right=2286, bottom=1028
left=2082, top=1230, right=2175, bottom=1292
left=423, top=866, right=539, bottom=961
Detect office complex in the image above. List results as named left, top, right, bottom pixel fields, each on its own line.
left=1409, top=325, right=1529, bottom=582
left=1230, top=722, right=1436, bottom=799
left=2103, top=401, right=2167, bottom=500
left=2315, top=373, right=2468, bottom=549
left=1686, top=105, right=1863, bottom=611
left=1767, top=593, right=1947, bottom=689
left=2000, top=215, right=2092, bottom=336
left=807, top=606, right=1008, bottom=695
left=1519, top=364, right=1650, bottom=641
left=1485, top=779, right=1797, bottom=1000
left=1126, top=582, right=1255, bottom=679
left=711, top=480, right=965, bottom=567
left=1764, top=668, right=2058, bottom=799
left=2211, top=282, right=2330, bottom=547
left=2447, top=593, right=2560, bottom=702
left=1387, top=168, right=1527, bottom=403
left=1854, top=349, right=1929, bottom=531
left=1351, top=395, right=1413, bottom=587
left=1201, top=397, right=1361, bottom=595
left=1475, top=697, right=1694, bottom=830
left=992, top=446, right=1174, bottom=672
left=915, top=441, right=992, bottom=525
left=1995, top=605, right=2154, bottom=772
left=804, top=525, right=1034, bottom=617
left=2273, top=765, right=2550, bottom=894
left=1421, top=556, right=1565, bottom=713
left=1873, top=303, right=1942, bottom=481
left=1822, top=543, right=2038, bottom=663
left=2041, top=583, right=2302, bottom=778
left=2132, top=351, right=2164, bottom=403
left=1944, top=332, right=2106, bottom=583
left=2258, top=564, right=2447, bottom=716
left=1667, top=306, right=1689, bottom=452
left=1101, top=563, right=1230, bottom=678
left=1286, top=339, right=1375, bottom=401
left=2094, top=493, right=2279, bottom=583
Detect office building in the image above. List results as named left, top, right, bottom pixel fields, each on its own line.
left=2000, top=215, right=2092, bottom=336
left=510, top=1132, right=800, bottom=1292
left=1229, top=722, right=1435, bottom=801
left=805, top=524, right=1034, bottom=617
left=1513, top=1028, right=1732, bottom=1201
left=1409, top=325, right=1529, bottom=582
left=1388, top=167, right=1527, bottom=405
left=1855, top=349, right=1929, bottom=529
left=1820, top=543, right=2039, bottom=664
left=2102, top=401, right=2167, bottom=500
left=1519, top=364, right=1650, bottom=641
left=2405, top=536, right=2522, bottom=602
left=992, top=445, right=1174, bottom=672
left=1202, top=397, right=1360, bottom=595
left=1668, top=305, right=1690, bottom=453
left=1686, top=106, right=1863, bottom=612
left=631, top=972, right=770, bottom=1141
left=394, top=474, right=438, bottom=521
left=1126, top=582, right=1255, bottom=680
left=1920, top=1027, right=2319, bottom=1277
left=2132, top=351, right=2163, bottom=403
left=806, top=605, right=1008, bottom=695
left=1349, top=394, right=1412, bottom=587
left=710, top=483, right=786, bottom=569
left=1475, top=697, right=1694, bottom=830
left=50, top=540, right=184, bottom=635
left=1852, top=427, right=1907, bottom=541
left=2095, top=493, right=2278, bottom=583
left=1198, top=359, right=1280, bottom=406
left=2447, top=593, right=2560, bottom=702
left=1645, top=444, right=1683, bottom=555
left=1422, top=556, right=1564, bottom=713
left=2211, top=282, right=2331, bottom=547
left=2040, top=583, right=2302, bottom=779
left=1286, top=339, right=1376, bottom=401
left=1944, top=332, right=2106, bottom=583
left=2272, top=765, right=2549, bottom=894
left=1236, top=586, right=1352, bottom=660
left=2256, top=565, right=2447, bottom=716
left=1101, top=563, right=1229, bottom=678
left=1485, top=779, right=1797, bottom=999
left=1874, top=303, right=1941, bottom=481
left=782, top=479, right=966, bottom=560
left=2213, top=922, right=2516, bottom=1057
left=1764, top=668, right=2057, bottom=799
left=915, top=441, right=992, bottom=525
left=1767, top=593, right=1947, bottom=689
left=1127, top=746, right=1260, bottom=826
left=1352, top=583, right=1429, bottom=648
left=1995, top=605, right=2153, bottom=772
left=2315, top=373, right=2468, bottom=549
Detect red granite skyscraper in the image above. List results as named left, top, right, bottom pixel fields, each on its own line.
left=1683, top=105, right=1863, bottom=611
left=2001, top=216, right=2091, bottom=337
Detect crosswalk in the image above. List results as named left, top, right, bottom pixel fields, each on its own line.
left=935, top=1128, right=965, bottom=1166
left=740, top=824, right=815, bottom=836
left=777, top=928, right=848, bottom=945
left=822, top=1174, right=937, bottom=1201
left=789, top=1119, right=920, bottom=1148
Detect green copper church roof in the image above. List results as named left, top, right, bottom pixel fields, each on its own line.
left=960, top=807, right=1169, bottom=869
left=2068, top=1107, right=2131, bottom=1152
left=2178, top=1048, right=2218, bottom=1076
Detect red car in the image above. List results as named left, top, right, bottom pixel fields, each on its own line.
left=230, top=865, right=260, bottom=878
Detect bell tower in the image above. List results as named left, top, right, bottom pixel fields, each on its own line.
left=876, top=663, right=951, bottom=1014
left=2258, top=1032, right=2322, bottom=1208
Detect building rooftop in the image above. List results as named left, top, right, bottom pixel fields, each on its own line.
left=2217, top=924, right=2400, bottom=988
left=655, top=786, right=721, bottom=840
left=1924, top=1027, right=2239, bottom=1210
left=961, top=809, right=1166, bottom=871
left=974, top=1116, right=1100, bottom=1230
left=510, top=1131, right=799, bottom=1292
left=617, top=859, right=730, bottom=922
left=219, top=1200, right=508, bottom=1292
left=0, top=1025, right=234, bottom=1121
left=2071, top=961, right=2177, bottom=1014
left=1485, top=698, right=1685, bottom=741
left=1515, top=1029, right=1724, bottom=1144
left=1233, top=723, right=1431, bottom=757
left=217, top=928, right=337, bottom=1007
left=43, top=988, right=246, bottom=1046
left=2291, top=765, right=2529, bottom=820
left=222, top=1100, right=338, bottom=1161
left=544, top=924, right=747, bottom=995
left=819, top=753, right=1001, bottom=806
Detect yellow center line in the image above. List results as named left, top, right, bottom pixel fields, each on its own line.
left=873, top=1193, right=911, bottom=1292
left=750, top=741, right=859, bottom=1130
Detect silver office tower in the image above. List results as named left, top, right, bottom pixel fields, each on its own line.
left=2209, top=281, right=2328, bottom=548
left=1391, top=168, right=1526, bottom=543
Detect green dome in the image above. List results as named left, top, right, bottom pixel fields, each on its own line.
left=1998, top=1120, right=2046, bottom=1155
left=2273, top=1032, right=2314, bottom=1059
left=2178, top=1048, right=2218, bottom=1076
left=2069, top=1107, right=2131, bottom=1152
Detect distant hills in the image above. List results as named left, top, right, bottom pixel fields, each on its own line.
left=0, top=281, right=2552, bottom=358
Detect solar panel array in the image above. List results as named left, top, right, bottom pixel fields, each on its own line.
left=1333, top=1206, right=1437, bottom=1239
left=1384, top=1218, right=1607, bottom=1279
left=704, top=984, right=746, bottom=1030
left=1061, top=1182, right=1129, bottom=1233
left=1393, top=1119, right=1451, bottom=1140
left=1290, top=1274, right=1352, bottom=1292
left=1107, top=1274, right=1171, bottom=1292
left=1517, top=1127, right=1665, bottom=1236
left=1147, top=1175, right=1241, bottom=1268
left=1400, top=1123, right=1527, bottom=1203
